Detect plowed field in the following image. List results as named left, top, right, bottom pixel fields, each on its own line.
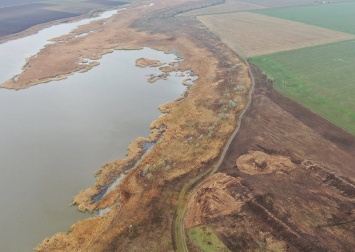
left=180, top=0, right=265, bottom=17
left=198, top=12, right=355, bottom=57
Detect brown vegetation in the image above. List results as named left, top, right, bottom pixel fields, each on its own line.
left=32, top=0, right=253, bottom=251
left=7, top=0, right=354, bottom=251
left=135, top=57, right=163, bottom=67
left=1, top=2, right=164, bottom=89
left=198, top=12, right=355, bottom=57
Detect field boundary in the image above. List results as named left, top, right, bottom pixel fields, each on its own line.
left=251, top=40, right=355, bottom=135
left=198, top=11, right=355, bottom=57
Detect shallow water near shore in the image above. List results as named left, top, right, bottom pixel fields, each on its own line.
left=0, top=48, right=187, bottom=251
left=0, top=9, right=119, bottom=84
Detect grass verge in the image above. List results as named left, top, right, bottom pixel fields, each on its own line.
left=187, top=225, right=230, bottom=252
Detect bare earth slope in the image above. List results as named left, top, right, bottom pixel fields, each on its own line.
left=189, top=152, right=355, bottom=251
left=188, top=63, right=355, bottom=251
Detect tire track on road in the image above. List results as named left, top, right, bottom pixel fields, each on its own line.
left=174, top=58, right=256, bottom=252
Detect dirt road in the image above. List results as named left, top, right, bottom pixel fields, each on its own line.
left=174, top=58, right=256, bottom=251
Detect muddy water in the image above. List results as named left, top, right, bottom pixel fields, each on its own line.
left=0, top=48, right=187, bottom=251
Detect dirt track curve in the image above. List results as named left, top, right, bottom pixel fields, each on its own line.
left=174, top=58, right=256, bottom=252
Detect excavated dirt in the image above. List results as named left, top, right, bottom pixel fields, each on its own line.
left=184, top=173, right=246, bottom=229
left=236, top=150, right=297, bottom=175
left=186, top=151, right=355, bottom=251
left=186, top=63, right=355, bottom=251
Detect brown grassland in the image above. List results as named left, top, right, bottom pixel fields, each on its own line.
left=3, top=0, right=354, bottom=251
left=198, top=12, right=355, bottom=57
left=26, top=0, right=255, bottom=251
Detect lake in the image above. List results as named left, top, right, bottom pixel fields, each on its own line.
left=0, top=47, right=188, bottom=251
left=0, top=9, right=119, bottom=84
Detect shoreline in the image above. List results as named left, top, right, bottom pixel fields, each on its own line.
left=2, top=0, right=353, bottom=251
left=0, top=1, right=166, bottom=90
left=2, top=0, right=255, bottom=250
left=174, top=48, right=256, bottom=250
left=0, top=45, right=190, bottom=251
left=74, top=51, right=195, bottom=212
left=0, top=2, right=135, bottom=45
left=0, top=11, right=95, bottom=45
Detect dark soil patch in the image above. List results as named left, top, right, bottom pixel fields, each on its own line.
left=209, top=59, right=355, bottom=251
left=0, top=4, right=78, bottom=37
left=219, top=61, right=355, bottom=178
left=207, top=159, right=355, bottom=251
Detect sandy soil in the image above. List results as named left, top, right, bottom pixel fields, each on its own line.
left=198, top=12, right=355, bottom=57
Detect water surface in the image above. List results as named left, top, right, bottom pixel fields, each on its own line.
left=0, top=9, right=119, bottom=84
left=0, top=48, right=187, bottom=251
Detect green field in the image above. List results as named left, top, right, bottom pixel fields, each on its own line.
left=188, top=225, right=230, bottom=252
left=251, top=40, right=355, bottom=135
left=253, top=2, right=355, bottom=34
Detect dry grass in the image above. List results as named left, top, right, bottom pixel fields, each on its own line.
left=135, top=58, right=163, bottom=67
left=198, top=12, right=355, bottom=57
left=33, top=0, right=252, bottom=251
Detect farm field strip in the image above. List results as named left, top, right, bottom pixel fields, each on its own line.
left=235, top=0, right=352, bottom=8
left=197, top=2, right=355, bottom=135
left=251, top=39, right=355, bottom=135
left=197, top=12, right=355, bottom=57
left=180, top=0, right=265, bottom=17
left=253, top=1, right=355, bottom=34
left=181, top=0, right=353, bottom=17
